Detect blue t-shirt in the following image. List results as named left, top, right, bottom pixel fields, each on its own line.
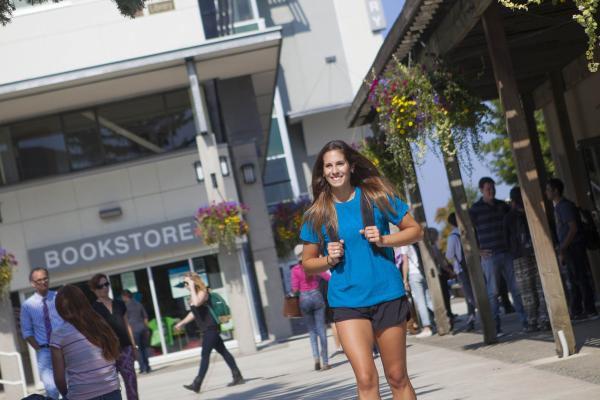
left=300, top=187, right=409, bottom=308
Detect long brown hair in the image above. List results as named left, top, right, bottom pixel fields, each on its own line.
left=55, top=285, right=121, bottom=361
left=304, top=140, right=399, bottom=243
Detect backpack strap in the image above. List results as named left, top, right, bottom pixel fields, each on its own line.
left=360, top=189, right=394, bottom=262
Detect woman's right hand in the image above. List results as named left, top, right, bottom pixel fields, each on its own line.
left=404, top=279, right=411, bottom=293
left=327, top=240, right=345, bottom=264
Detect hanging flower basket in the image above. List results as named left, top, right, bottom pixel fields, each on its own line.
left=195, top=202, right=249, bottom=251
left=271, top=197, right=311, bottom=258
left=0, top=248, right=18, bottom=293
left=368, top=59, right=488, bottom=176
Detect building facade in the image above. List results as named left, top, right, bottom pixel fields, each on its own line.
left=0, top=0, right=386, bottom=391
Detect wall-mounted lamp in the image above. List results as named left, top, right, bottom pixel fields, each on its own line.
left=99, top=206, right=123, bottom=220
left=219, top=156, right=230, bottom=177
left=241, top=163, right=256, bottom=184
left=193, top=161, right=204, bottom=182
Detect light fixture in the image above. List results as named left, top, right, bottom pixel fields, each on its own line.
left=219, top=156, right=230, bottom=176
left=241, top=163, right=256, bottom=184
left=99, top=206, right=122, bottom=220
left=325, top=55, right=337, bottom=64
left=194, top=161, right=204, bottom=182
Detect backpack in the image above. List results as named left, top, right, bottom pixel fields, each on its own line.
left=514, top=212, right=534, bottom=253
left=577, top=207, right=600, bottom=250
left=207, top=292, right=231, bottom=325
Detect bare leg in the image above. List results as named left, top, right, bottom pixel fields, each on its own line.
left=331, top=323, right=342, bottom=350
left=336, top=319, right=380, bottom=400
left=375, top=322, right=416, bottom=400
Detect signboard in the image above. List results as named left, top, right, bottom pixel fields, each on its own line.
left=365, top=0, right=386, bottom=32
left=28, top=217, right=199, bottom=272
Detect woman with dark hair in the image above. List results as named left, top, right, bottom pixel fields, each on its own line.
left=300, top=140, right=423, bottom=399
left=175, top=272, right=244, bottom=394
left=89, top=274, right=138, bottom=400
left=50, top=285, right=122, bottom=400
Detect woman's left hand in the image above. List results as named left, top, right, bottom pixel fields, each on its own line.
left=360, top=226, right=383, bottom=247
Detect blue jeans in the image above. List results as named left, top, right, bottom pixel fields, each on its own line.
left=299, top=290, right=328, bottom=365
left=133, top=329, right=150, bottom=372
left=86, top=390, right=122, bottom=400
left=481, top=252, right=527, bottom=329
left=37, top=348, right=59, bottom=399
left=458, top=270, right=476, bottom=318
left=409, top=273, right=432, bottom=327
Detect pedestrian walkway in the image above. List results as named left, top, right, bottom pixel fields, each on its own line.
left=131, top=331, right=599, bottom=400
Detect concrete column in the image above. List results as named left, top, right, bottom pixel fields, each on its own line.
left=0, top=293, right=25, bottom=399
left=186, top=59, right=225, bottom=203
left=230, top=142, right=292, bottom=340
left=218, top=250, right=257, bottom=354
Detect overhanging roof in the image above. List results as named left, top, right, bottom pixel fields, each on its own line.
left=347, top=0, right=587, bottom=127
left=0, top=28, right=283, bottom=151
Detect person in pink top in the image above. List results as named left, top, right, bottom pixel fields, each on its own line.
left=290, top=244, right=331, bottom=371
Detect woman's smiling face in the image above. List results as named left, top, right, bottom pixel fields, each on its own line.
left=322, top=150, right=351, bottom=189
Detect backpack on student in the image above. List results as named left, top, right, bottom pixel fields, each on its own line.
left=577, top=207, right=600, bottom=250
left=207, top=291, right=231, bottom=325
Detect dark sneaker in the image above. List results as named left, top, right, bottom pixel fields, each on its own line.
left=314, top=361, right=321, bottom=371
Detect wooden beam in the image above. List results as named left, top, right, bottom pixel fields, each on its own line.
left=405, top=157, right=452, bottom=336
left=482, top=3, right=575, bottom=357
left=426, top=0, right=493, bottom=58
left=442, top=147, right=497, bottom=344
left=549, top=71, right=600, bottom=299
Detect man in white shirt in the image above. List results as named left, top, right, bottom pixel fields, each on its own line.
left=445, top=213, right=476, bottom=331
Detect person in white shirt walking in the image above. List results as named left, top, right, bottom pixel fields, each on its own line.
left=446, top=213, right=477, bottom=331
left=397, top=245, right=433, bottom=338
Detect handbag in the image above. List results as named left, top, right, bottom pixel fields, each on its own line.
left=283, top=296, right=302, bottom=318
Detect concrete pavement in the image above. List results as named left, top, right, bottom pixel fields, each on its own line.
left=129, top=332, right=600, bottom=400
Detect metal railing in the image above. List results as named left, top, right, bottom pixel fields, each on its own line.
left=0, top=351, right=27, bottom=397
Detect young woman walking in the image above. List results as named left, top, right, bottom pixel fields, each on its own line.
left=89, top=274, right=139, bottom=400
left=51, top=285, right=122, bottom=400
left=290, top=244, right=331, bottom=371
left=300, top=140, right=423, bottom=400
left=175, top=272, right=244, bottom=393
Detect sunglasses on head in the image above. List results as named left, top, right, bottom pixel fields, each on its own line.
left=96, top=282, right=110, bottom=289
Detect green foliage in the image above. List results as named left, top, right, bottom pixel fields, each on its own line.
left=480, top=100, right=555, bottom=186
left=1, top=0, right=144, bottom=25
left=358, top=132, right=409, bottom=192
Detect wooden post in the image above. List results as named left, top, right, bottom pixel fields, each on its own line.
left=405, top=157, right=452, bottom=335
left=522, top=94, right=556, bottom=227
left=442, top=146, right=497, bottom=344
left=482, top=4, right=576, bottom=356
left=548, top=72, right=600, bottom=298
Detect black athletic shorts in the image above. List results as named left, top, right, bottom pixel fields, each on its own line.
left=332, top=296, right=411, bottom=332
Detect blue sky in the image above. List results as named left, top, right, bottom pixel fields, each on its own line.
left=380, top=0, right=510, bottom=226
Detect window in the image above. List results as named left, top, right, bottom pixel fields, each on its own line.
left=63, top=112, right=103, bottom=171
left=166, top=90, right=196, bottom=149
left=12, top=116, right=69, bottom=180
left=0, top=88, right=197, bottom=185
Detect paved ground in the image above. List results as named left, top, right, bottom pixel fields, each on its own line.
left=9, top=299, right=600, bottom=399
left=130, top=331, right=600, bottom=400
